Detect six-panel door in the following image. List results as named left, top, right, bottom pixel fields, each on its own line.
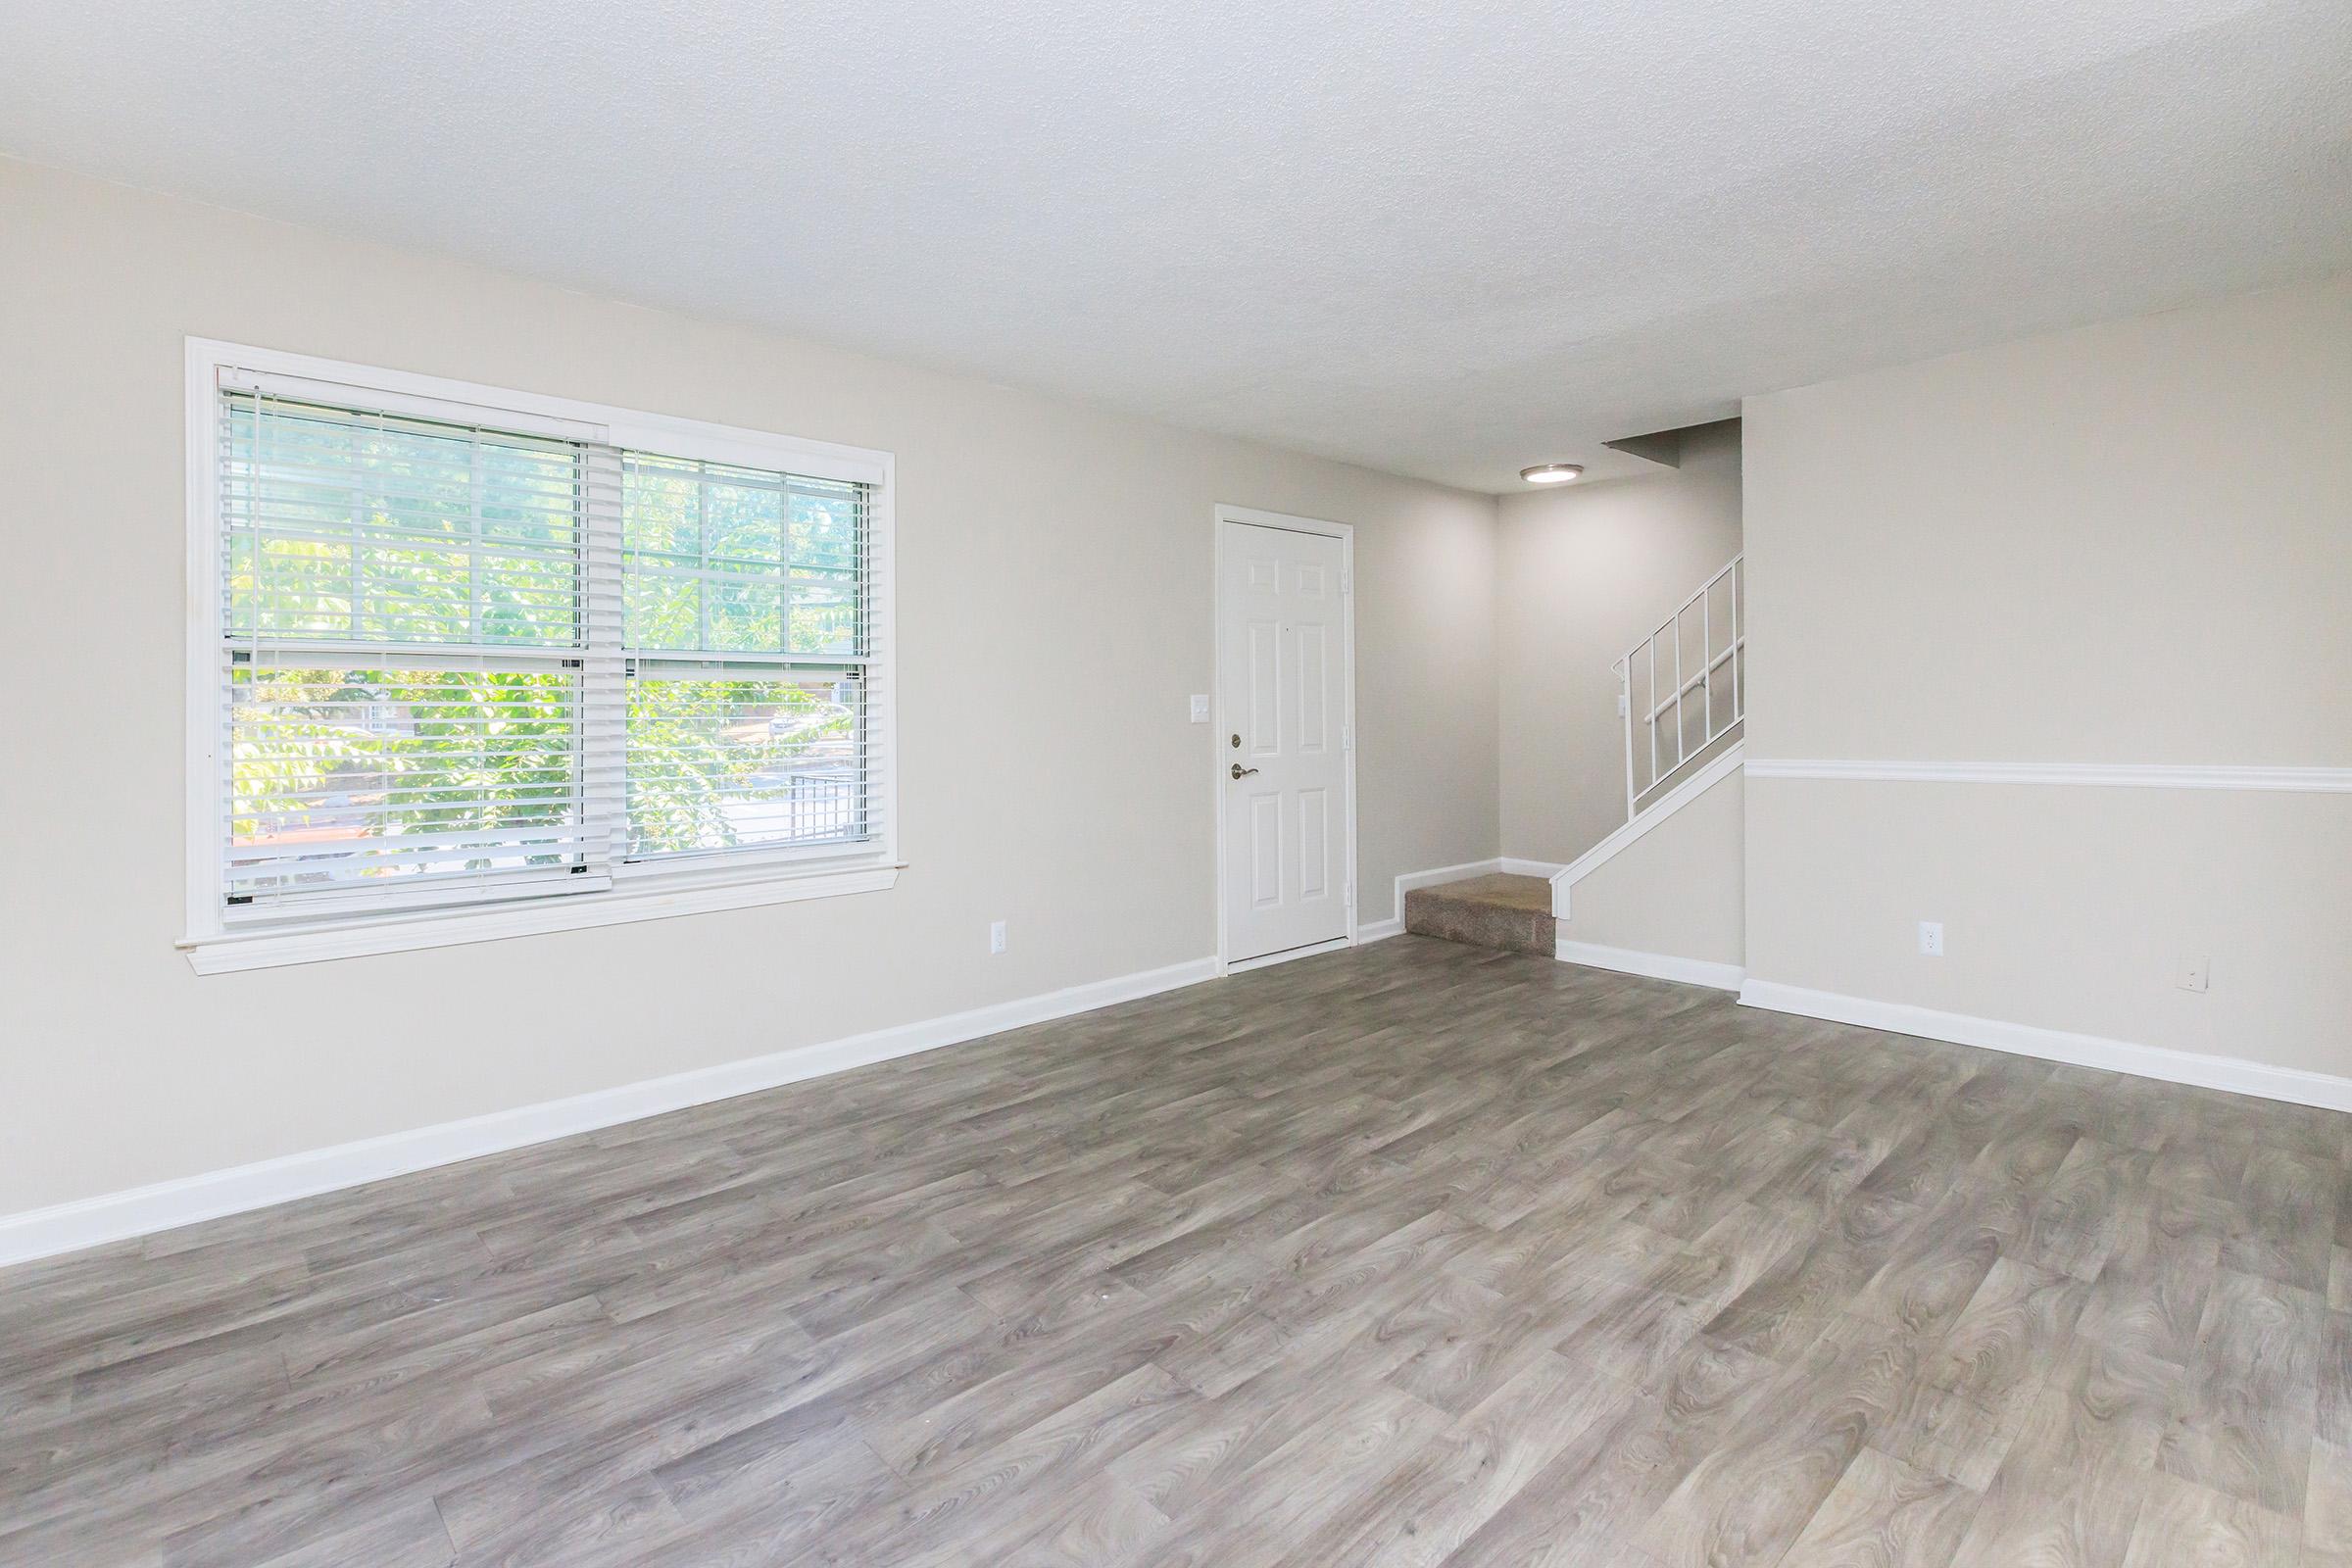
left=1218, top=519, right=1348, bottom=963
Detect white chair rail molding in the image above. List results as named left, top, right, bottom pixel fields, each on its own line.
left=1740, top=758, right=2352, bottom=791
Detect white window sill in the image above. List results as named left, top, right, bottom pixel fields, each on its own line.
left=179, top=860, right=903, bottom=974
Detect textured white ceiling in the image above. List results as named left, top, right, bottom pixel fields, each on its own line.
left=4, top=0, right=2348, bottom=491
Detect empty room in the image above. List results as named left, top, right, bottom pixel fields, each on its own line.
left=2, top=2, right=2349, bottom=1565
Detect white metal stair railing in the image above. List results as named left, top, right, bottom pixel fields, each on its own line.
left=1617, top=554, right=1743, bottom=821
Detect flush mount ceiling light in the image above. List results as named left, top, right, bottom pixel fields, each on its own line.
left=1520, top=464, right=1584, bottom=484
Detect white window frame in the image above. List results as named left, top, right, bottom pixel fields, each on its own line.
left=179, top=338, right=900, bottom=973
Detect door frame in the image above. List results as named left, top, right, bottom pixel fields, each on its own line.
left=1211, top=504, right=1360, bottom=975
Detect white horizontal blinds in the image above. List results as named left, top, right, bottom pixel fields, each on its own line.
left=220, top=659, right=611, bottom=913
left=217, top=385, right=610, bottom=915
left=623, top=664, right=877, bottom=856
left=220, top=390, right=586, bottom=648
left=578, top=444, right=629, bottom=869
left=620, top=456, right=883, bottom=858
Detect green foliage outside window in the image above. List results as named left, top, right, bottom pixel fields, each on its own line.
left=228, top=424, right=867, bottom=877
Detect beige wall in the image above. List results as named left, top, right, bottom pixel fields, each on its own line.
left=1555, top=766, right=1744, bottom=967
left=0, top=159, right=1500, bottom=1215
left=1742, top=274, right=2352, bottom=1074
left=1747, top=781, right=2352, bottom=1074
left=1496, top=422, right=1742, bottom=865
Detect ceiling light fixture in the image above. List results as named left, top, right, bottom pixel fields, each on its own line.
left=1520, top=464, right=1584, bottom=484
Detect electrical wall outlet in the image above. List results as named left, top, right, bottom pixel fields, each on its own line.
left=1189, top=694, right=1210, bottom=722
left=2178, top=955, right=2210, bottom=993
left=989, top=919, right=1008, bottom=955
left=1917, top=920, right=1944, bottom=956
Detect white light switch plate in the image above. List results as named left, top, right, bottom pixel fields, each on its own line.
left=1189, top=694, right=1210, bottom=722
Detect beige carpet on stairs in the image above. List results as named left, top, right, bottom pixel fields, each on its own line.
left=1400, top=872, right=1554, bottom=956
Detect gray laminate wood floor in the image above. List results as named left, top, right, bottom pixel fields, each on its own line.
left=6, top=937, right=2349, bottom=1567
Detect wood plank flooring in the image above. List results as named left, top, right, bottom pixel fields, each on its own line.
left=4, top=935, right=2348, bottom=1566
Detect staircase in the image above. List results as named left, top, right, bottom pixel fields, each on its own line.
left=1402, top=872, right=1555, bottom=956
left=1409, top=554, right=1746, bottom=957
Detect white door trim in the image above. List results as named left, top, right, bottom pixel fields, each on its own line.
left=1212, top=505, right=1360, bottom=974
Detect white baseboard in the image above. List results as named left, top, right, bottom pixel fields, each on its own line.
left=1739, top=978, right=2352, bottom=1113
left=1355, top=917, right=1405, bottom=944
left=1556, top=940, right=1745, bottom=992
left=0, top=956, right=1220, bottom=1269
left=1392, top=857, right=1500, bottom=907
left=1387, top=856, right=1559, bottom=928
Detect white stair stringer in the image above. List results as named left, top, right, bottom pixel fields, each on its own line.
left=1551, top=742, right=1743, bottom=920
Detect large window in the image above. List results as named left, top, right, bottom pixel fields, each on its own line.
left=184, top=343, right=895, bottom=970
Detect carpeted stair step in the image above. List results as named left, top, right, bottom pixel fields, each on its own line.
left=1401, top=872, right=1555, bottom=956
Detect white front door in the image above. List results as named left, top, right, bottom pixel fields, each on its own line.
left=1218, top=516, right=1351, bottom=965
